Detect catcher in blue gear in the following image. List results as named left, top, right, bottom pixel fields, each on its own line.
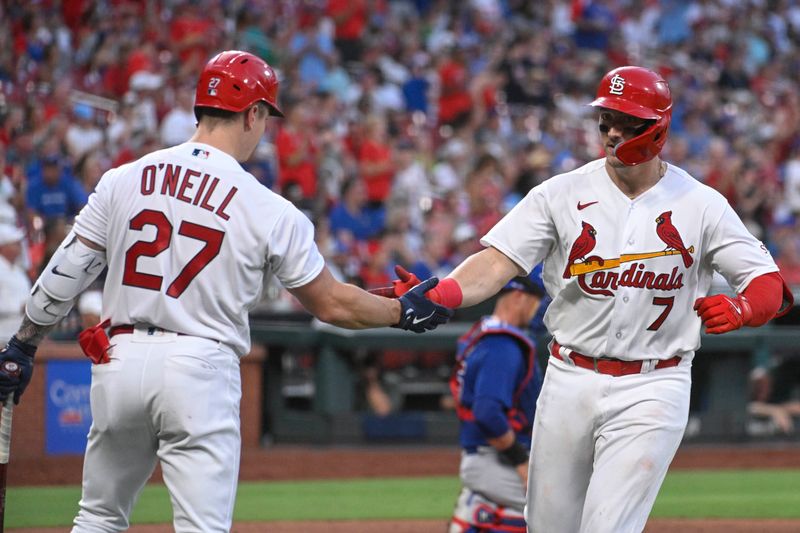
left=449, top=265, right=547, bottom=533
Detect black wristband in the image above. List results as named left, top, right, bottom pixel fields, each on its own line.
left=9, top=336, right=37, bottom=359
left=499, top=440, right=529, bottom=467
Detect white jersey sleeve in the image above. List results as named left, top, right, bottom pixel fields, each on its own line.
left=480, top=184, right=558, bottom=274
left=704, top=203, right=778, bottom=293
left=73, top=165, right=126, bottom=248
left=267, top=204, right=325, bottom=289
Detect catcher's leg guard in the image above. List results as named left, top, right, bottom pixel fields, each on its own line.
left=449, top=487, right=526, bottom=533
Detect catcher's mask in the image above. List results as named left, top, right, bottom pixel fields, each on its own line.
left=590, top=66, right=671, bottom=166
left=195, top=50, right=284, bottom=117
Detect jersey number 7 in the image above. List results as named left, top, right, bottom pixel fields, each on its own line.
left=122, top=209, right=225, bottom=298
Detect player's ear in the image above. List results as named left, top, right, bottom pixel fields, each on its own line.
left=243, top=105, right=258, bottom=131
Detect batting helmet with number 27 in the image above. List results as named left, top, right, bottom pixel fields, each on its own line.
left=590, top=66, right=672, bottom=166
left=195, top=50, right=284, bottom=117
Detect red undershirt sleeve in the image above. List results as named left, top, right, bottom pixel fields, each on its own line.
left=741, top=272, right=792, bottom=326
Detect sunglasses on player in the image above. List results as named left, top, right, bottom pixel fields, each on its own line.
left=598, top=112, right=653, bottom=137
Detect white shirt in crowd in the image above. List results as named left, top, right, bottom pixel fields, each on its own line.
left=160, top=108, right=197, bottom=147
left=0, top=253, right=31, bottom=344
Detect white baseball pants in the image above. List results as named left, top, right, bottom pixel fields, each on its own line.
left=525, top=354, right=691, bottom=533
left=71, top=329, right=242, bottom=533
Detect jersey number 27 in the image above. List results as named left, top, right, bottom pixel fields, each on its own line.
left=122, top=209, right=224, bottom=298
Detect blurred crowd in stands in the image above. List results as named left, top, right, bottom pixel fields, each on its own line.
left=3, top=0, right=800, bottom=293
left=2, top=0, right=800, bottom=426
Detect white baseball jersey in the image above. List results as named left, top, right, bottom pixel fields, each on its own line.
left=482, top=158, right=779, bottom=360
left=73, top=141, right=325, bottom=356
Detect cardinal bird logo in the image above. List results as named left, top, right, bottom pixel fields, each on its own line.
left=564, top=221, right=597, bottom=278
left=655, top=211, right=694, bottom=268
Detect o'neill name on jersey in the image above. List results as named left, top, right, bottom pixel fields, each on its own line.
left=139, top=163, right=238, bottom=221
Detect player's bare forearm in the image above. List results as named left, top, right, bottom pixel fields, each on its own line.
left=449, top=247, right=523, bottom=307
left=290, top=267, right=402, bottom=329
left=323, top=282, right=402, bottom=329
left=487, top=429, right=516, bottom=452
left=14, top=315, right=56, bottom=346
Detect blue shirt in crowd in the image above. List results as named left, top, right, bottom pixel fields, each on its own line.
left=329, top=203, right=385, bottom=241
left=26, top=174, right=88, bottom=219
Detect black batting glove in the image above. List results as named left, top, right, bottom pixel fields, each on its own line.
left=0, top=336, right=37, bottom=405
left=395, top=277, right=454, bottom=333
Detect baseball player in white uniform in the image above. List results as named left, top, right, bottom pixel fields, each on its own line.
left=390, top=66, right=793, bottom=532
left=0, top=50, right=451, bottom=532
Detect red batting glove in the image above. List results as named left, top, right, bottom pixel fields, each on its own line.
left=693, top=294, right=753, bottom=334
left=392, top=265, right=422, bottom=297
left=387, top=265, right=464, bottom=308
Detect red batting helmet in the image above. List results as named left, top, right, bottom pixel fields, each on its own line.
left=590, top=66, right=672, bottom=166
left=195, top=50, right=284, bottom=117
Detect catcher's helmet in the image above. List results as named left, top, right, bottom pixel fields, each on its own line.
left=195, top=50, right=284, bottom=117
left=501, top=263, right=545, bottom=297
left=590, top=66, right=671, bottom=166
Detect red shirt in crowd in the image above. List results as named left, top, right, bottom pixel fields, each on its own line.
left=170, top=11, right=215, bottom=65
left=326, top=0, right=367, bottom=40
left=438, top=59, right=472, bottom=125
left=777, top=257, right=800, bottom=287
left=276, top=127, right=318, bottom=199
left=358, top=139, right=393, bottom=203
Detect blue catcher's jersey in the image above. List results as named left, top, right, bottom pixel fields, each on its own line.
left=451, top=317, right=544, bottom=451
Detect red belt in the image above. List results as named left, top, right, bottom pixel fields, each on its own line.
left=550, top=341, right=681, bottom=377
left=109, top=324, right=188, bottom=337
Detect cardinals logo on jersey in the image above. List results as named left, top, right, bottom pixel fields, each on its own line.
left=563, top=221, right=597, bottom=279
left=655, top=211, right=694, bottom=268
left=565, top=212, right=695, bottom=297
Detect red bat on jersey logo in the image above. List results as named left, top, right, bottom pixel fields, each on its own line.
left=655, top=211, right=694, bottom=268
left=563, top=221, right=597, bottom=279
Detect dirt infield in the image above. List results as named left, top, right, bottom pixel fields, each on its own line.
left=13, top=442, right=800, bottom=486
left=9, top=443, right=800, bottom=532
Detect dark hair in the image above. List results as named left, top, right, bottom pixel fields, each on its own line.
left=194, top=102, right=269, bottom=123
left=194, top=106, right=237, bottom=122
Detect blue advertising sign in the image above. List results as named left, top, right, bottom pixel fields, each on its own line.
left=45, top=360, right=92, bottom=455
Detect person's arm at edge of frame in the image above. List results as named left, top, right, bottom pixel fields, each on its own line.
left=288, top=266, right=403, bottom=329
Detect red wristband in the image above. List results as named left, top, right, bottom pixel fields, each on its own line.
left=429, top=278, right=463, bottom=308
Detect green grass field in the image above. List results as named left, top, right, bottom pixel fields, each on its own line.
left=7, top=470, right=800, bottom=528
